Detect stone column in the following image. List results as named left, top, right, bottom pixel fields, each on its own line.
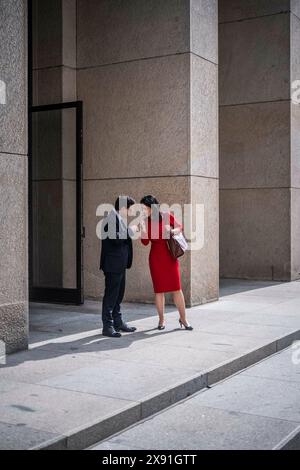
left=0, top=0, right=28, bottom=353
left=32, top=0, right=76, bottom=106
left=219, top=0, right=300, bottom=281
left=78, top=0, right=219, bottom=306
left=31, top=0, right=77, bottom=289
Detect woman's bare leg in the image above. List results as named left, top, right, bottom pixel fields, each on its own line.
left=155, top=293, right=165, bottom=326
left=173, top=290, right=189, bottom=326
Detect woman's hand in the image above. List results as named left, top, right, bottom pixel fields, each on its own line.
left=163, top=224, right=172, bottom=238
left=165, top=225, right=181, bottom=236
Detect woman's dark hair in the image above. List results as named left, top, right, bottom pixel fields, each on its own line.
left=140, top=195, right=162, bottom=221
left=115, top=195, right=136, bottom=212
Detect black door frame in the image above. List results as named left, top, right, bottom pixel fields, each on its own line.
left=28, top=101, right=84, bottom=305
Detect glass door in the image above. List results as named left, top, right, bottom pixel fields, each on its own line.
left=29, top=102, right=83, bottom=304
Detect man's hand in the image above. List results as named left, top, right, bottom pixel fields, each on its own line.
left=130, top=224, right=139, bottom=234
left=140, top=220, right=147, bottom=231
left=164, top=225, right=181, bottom=237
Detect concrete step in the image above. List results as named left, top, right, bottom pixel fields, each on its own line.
left=90, top=346, right=300, bottom=451
left=32, top=328, right=300, bottom=450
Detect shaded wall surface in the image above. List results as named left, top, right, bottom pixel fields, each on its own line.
left=219, top=0, right=300, bottom=281
left=0, top=0, right=28, bottom=353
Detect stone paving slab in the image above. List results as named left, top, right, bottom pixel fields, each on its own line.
left=143, top=329, right=278, bottom=353
left=92, top=407, right=297, bottom=451
left=194, top=375, right=300, bottom=423
left=0, top=421, right=59, bottom=451
left=0, top=380, right=136, bottom=435
left=0, top=280, right=299, bottom=450
left=91, top=346, right=300, bottom=451
left=199, top=319, right=298, bottom=339
left=242, top=348, right=300, bottom=383
left=226, top=312, right=300, bottom=328
left=39, top=360, right=204, bottom=402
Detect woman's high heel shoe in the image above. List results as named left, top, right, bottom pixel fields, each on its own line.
left=158, top=323, right=166, bottom=331
left=179, top=319, right=193, bottom=331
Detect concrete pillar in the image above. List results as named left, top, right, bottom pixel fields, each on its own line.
left=219, top=0, right=300, bottom=281
left=78, top=0, right=219, bottom=305
left=0, top=0, right=28, bottom=353
left=31, top=0, right=77, bottom=288
left=32, top=0, right=76, bottom=105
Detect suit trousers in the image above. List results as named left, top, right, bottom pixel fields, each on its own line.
left=102, top=271, right=126, bottom=331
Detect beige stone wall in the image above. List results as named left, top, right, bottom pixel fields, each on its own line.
left=31, top=0, right=77, bottom=289
left=0, top=0, right=28, bottom=353
left=77, top=0, right=219, bottom=306
left=219, top=0, right=300, bottom=281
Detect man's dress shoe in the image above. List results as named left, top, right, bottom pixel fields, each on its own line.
left=102, top=329, right=122, bottom=338
left=115, top=324, right=137, bottom=333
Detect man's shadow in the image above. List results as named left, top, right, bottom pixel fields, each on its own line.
left=2, top=326, right=180, bottom=369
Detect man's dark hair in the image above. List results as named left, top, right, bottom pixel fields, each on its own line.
left=115, top=195, right=136, bottom=212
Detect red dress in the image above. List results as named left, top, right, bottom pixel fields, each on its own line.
left=141, top=213, right=182, bottom=294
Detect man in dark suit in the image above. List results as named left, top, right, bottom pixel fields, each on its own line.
left=100, top=196, right=137, bottom=338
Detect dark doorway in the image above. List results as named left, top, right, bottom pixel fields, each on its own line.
left=29, top=101, right=84, bottom=305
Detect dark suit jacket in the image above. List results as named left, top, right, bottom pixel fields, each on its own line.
left=100, top=210, right=133, bottom=274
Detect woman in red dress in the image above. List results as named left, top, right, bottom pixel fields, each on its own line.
left=140, top=195, right=193, bottom=331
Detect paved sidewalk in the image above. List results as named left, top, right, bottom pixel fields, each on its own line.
left=0, top=280, right=300, bottom=449
left=91, top=346, right=300, bottom=450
